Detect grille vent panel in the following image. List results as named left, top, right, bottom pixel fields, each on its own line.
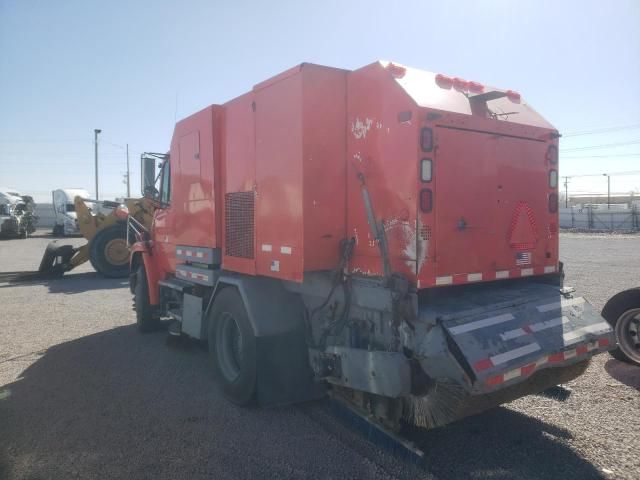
left=225, top=191, right=255, bottom=259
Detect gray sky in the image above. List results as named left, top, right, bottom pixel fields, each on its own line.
left=1, top=0, right=639, bottom=202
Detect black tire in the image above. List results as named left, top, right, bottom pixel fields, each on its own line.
left=89, top=223, right=129, bottom=278
left=208, top=288, right=257, bottom=405
left=602, top=290, right=640, bottom=365
left=134, top=265, right=159, bottom=333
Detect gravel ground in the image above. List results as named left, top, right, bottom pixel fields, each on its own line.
left=0, top=231, right=638, bottom=479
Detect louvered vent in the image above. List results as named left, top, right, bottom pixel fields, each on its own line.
left=225, top=191, right=255, bottom=259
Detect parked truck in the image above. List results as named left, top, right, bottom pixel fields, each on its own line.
left=51, top=188, right=92, bottom=236
left=0, top=188, right=37, bottom=238
left=130, top=61, right=615, bottom=437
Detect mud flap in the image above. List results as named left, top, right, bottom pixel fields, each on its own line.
left=433, top=283, right=615, bottom=393
left=255, top=326, right=326, bottom=407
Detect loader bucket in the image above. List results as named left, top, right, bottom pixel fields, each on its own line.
left=38, top=241, right=76, bottom=277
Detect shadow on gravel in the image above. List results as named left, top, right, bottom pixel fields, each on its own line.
left=604, top=358, right=640, bottom=390
left=0, top=325, right=605, bottom=480
left=0, top=271, right=127, bottom=293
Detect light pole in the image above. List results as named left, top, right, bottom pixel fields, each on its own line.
left=126, top=143, right=131, bottom=197
left=94, top=129, right=102, bottom=200
left=563, top=176, right=570, bottom=208
left=603, top=173, right=610, bottom=209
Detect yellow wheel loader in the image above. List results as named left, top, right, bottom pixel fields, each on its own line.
left=39, top=196, right=154, bottom=278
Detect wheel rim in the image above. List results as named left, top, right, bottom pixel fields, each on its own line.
left=615, top=308, right=640, bottom=363
left=104, top=238, right=129, bottom=266
left=217, top=312, right=243, bottom=382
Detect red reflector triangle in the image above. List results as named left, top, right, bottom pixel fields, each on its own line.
left=509, top=202, right=538, bottom=249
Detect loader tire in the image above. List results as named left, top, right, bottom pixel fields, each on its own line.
left=208, top=288, right=257, bottom=406
left=134, top=265, right=159, bottom=333
left=89, top=223, right=129, bottom=278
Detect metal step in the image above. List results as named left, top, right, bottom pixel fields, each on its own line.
left=158, top=277, right=193, bottom=293
left=166, top=308, right=182, bottom=321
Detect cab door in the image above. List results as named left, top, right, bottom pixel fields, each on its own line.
left=152, top=160, right=176, bottom=274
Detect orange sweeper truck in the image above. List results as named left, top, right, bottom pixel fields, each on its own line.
left=129, top=61, right=614, bottom=447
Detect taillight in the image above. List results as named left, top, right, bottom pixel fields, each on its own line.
left=421, top=159, right=433, bottom=182
left=420, top=189, right=433, bottom=213
left=506, top=90, right=521, bottom=102
left=420, top=128, right=433, bottom=152
left=546, top=145, right=558, bottom=165
left=548, top=193, right=558, bottom=213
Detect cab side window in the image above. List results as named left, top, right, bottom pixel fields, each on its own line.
left=159, top=162, right=171, bottom=205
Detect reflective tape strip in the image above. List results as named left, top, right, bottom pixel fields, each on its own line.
left=537, top=297, right=585, bottom=313
left=177, top=249, right=183, bottom=255
left=490, top=342, right=540, bottom=366
left=563, top=321, right=611, bottom=344
left=501, top=316, right=568, bottom=339
left=495, top=270, right=510, bottom=279
left=449, top=313, right=514, bottom=335
left=521, top=268, right=534, bottom=276
left=435, top=275, right=453, bottom=285
left=500, top=327, right=528, bottom=341
left=544, top=265, right=555, bottom=273
left=261, top=244, right=272, bottom=252
left=467, top=273, right=482, bottom=282
left=280, top=246, right=292, bottom=255
left=196, top=251, right=204, bottom=258
left=503, top=368, right=522, bottom=381
left=485, top=339, right=607, bottom=386
left=529, top=316, right=568, bottom=333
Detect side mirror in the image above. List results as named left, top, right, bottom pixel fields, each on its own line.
left=141, top=154, right=157, bottom=198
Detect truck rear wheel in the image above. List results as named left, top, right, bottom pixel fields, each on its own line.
left=89, top=223, right=129, bottom=278
left=134, top=265, right=160, bottom=333
left=208, top=288, right=257, bottom=405
left=611, top=308, right=640, bottom=365
left=602, top=291, right=640, bottom=365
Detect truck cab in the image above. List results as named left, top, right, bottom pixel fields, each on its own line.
left=52, top=188, right=92, bottom=236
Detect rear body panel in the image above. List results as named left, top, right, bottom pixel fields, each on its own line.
left=426, top=126, right=558, bottom=285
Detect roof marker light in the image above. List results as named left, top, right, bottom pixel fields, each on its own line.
left=468, top=81, right=484, bottom=93
left=506, top=90, right=521, bottom=102
left=435, top=73, right=453, bottom=89
left=386, top=63, right=406, bottom=78
left=452, top=77, right=470, bottom=92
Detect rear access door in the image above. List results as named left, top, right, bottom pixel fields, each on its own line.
left=433, top=126, right=554, bottom=284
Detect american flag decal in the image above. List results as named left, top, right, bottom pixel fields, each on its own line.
left=516, top=252, right=532, bottom=266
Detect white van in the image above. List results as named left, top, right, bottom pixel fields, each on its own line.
left=52, top=189, right=92, bottom=236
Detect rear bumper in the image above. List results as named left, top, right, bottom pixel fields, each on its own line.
left=414, top=280, right=615, bottom=395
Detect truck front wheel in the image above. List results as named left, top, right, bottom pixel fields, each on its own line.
left=208, top=288, right=257, bottom=405
left=134, top=265, right=160, bottom=333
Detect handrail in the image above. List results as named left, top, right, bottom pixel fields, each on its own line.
left=127, top=215, right=150, bottom=247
